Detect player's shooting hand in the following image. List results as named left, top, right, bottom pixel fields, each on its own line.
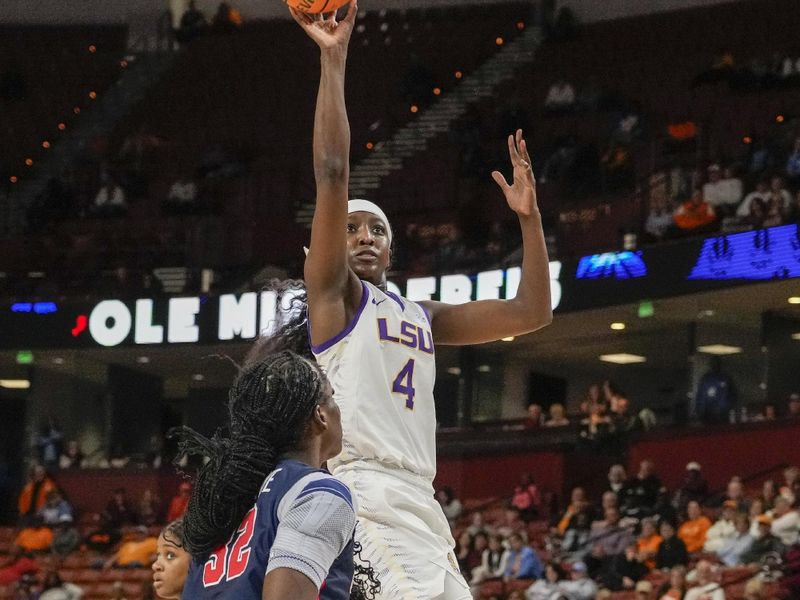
left=491, top=129, right=539, bottom=218
left=289, top=1, right=358, bottom=53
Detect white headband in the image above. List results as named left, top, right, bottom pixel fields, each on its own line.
left=348, top=199, right=393, bottom=243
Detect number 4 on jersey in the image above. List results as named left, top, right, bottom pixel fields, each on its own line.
left=392, top=359, right=416, bottom=410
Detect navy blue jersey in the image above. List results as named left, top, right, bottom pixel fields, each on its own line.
left=182, top=459, right=355, bottom=599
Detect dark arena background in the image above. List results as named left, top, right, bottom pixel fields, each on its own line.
left=1, top=0, right=800, bottom=598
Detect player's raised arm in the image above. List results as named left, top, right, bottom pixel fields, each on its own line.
left=421, top=129, right=553, bottom=345
left=290, top=3, right=362, bottom=346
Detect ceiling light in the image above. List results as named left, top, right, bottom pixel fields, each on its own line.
left=136, top=356, right=150, bottom=364
left=446, top=367, right=461, bottom=376
left=501, top=336, right=515, bottom=342
left=700, top=309, right=715, bottom=317
left=610, top=322, right=626, bottom=331
left=192, top=374, right=205, bottom=382
left=789, top=297, right=800, bottom=305
left=52, top=357, right=65, bottom=365
left=599, top=353, right=646, bottom=364
left=477, top=365, right=491, bottom=373
left=792, top=333, right=800, bottom=340
left=0, top=379, right=31, bottom=389
left=697, top=344, right=742, bottom=355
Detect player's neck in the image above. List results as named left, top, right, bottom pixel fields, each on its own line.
left=281, top=447, right=322, bottom=470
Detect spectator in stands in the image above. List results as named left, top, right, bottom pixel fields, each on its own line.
left=165, top=482, right=192, bottom=523
left=503, top=533, right=544, bottom=581
left=37, top=491, right=72, bottom=526
left=637, top=518, right=662, bottom=570
left=704, top=501, right=738, bottom=553
left=561, top=510, right=592, bottom=561
left=38, top=571, right=83, bottom=600
left=0, top=549, right=38, bottom=586
left=104, top=525, right=158, bottom=569
left=770, top=495, right=799, bottom=546
left=702, top=164, right=742, bottom=216
left=645, top=188, right=675, bottom=241
left=84, top=513, right=121, bottom=553
left=35, top=420, right=63, bottom=467
left=557, top=561, right=597, bottom=600
left=787, top=137, right=800, bottom=185
left=579, top=401, right=612, bottom=444
left=675, top=462, right=709, bottom=512
left=677, top=501, right=712, bottom=554
left=465, top=511, right=490, bottom=537
left=752, top=402, right=778, bottom=422
left=14, top=517, right=53, bottom=553
left=470, top=533, right=508, bottom=588
left=605, top=465, right=627, bottom=497
left=736, top=179, right=771, bottom=220
left=51, top=515, right=80, bottom=558
left=175, top=1, right=207, bottom=44
left=138, top=489, right=161, bottom=527
left=717, top=513, right=753, bottom=567
left=523, top=403, right=543, bottom=429
left=789, top=393, right=800, bottom=418
left=435, top=487, right=463, bottom=526
left=525, top=561, right=566, bottom=600
left=17, top=466, right=57, bottom=522
left=588, top=506, right=635, bottom=561
left=152, top=520, right=191, bottom=600
left=748, top=499, right=765, bottom=537
left=455, top=531, right=477, bottom=578
left=782, top=466, right=800, bottom=501
left=684, top=560, right=723, bottom=600
left=621, top=459, right=662, bottom=518
left=602, top=541, right=648, bottom=591
left=497, top=507, right=526, bottom=540
left=696, top=358, right=737, bottom=425
left=557, top=487, right=590, bottom=535
left=721, top=478, right=748, bottom=512
left=760, top=479, right=778, bottom=511
left=163, top=178, right=200, bottom=216
left=741, top=515, right=784, bottom=565
left=673, top=187, right=717, bottom=233
left=212, top=2, right=242, bottom=33
left=91, top=175, right=127, bottom=217
left=104, top=488, right=137, bottom=528
left=512, top=474, right=542, bottom=522
left=544, top=79, right=576, bottom=112
left=656, top=520, right=689, bottom=569
left=58, top=440, right=84, bottom=470
left=544, top=403, right=569, bottom=427
left=657, top=565, right=687, bottom=599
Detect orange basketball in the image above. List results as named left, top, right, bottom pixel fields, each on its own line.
left=285, top=0, right=351, bottom=13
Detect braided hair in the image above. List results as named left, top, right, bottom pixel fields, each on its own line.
left=171, top=349, right=326, bottom=558
left=161, top=518, right=185, bottom=549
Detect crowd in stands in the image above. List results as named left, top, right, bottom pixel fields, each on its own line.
left=436, top=458, right=800, bottom=599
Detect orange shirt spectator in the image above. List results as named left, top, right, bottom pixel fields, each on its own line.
left=673, top=189, right=716, bottom=231
left=636, top=519, right=663, bottom=570
left=18, top=466, right=58, bottom=517
left=677, top=501, right=712, bottom=553
left=107, top=527, right=158, bottom=568
left=166, top=482, right=192, bottom=522
left=15, top=526, right=54, bottom=552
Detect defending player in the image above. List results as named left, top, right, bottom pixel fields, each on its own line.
left=293, top=2, right=552, bottom=598
left=174, top=349, right=377, bottom=600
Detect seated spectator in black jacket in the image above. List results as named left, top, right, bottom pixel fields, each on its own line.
left=741, top=514, right=785, bottom=566
left=104, top=488, right=137, bottom=528
left=84, top=513, right=121, bottom=553
left=674, top=461, right=709, bottom=513
left=602, top=542, right=649, bottom=591
left=621, top=459, right=662, bottom=518
left=656, top=520, right=689, bottom=569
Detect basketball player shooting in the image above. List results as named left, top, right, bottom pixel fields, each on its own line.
left=292, top=2, right=553, bottom=597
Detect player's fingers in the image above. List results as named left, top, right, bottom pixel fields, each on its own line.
left=492, top=170, right=511, bottom=191
left=507, top=134, right=522, bottom=165
left=344, top=0, right=358, bottom=24
left=520, top=138, right=532, bottom=164
left=288, top=8, right=307, bottom=25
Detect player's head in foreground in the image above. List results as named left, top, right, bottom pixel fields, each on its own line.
left=152, top=519, right=191, bottom=599
left=346, top=199, right=393, bottom=288
left=173, top=349, right=340, bottom=558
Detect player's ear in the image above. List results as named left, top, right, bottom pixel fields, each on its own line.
left=312, top=404, right=328, bottom=432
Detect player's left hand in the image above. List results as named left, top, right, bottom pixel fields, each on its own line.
left=492, top=129, right=538, bottom=217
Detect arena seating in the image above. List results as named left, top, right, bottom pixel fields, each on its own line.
left=0, top=25, right=129, bottom=181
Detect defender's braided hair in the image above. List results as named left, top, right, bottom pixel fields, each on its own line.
left=161, top=518, right=185, bottom=549
left=171, top=349, right=325, bottom=558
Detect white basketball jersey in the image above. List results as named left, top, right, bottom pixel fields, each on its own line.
left=311, top=281, right=437, bottom=480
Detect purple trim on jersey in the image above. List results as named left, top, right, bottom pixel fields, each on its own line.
left=385, top=290, right=405, bottom=311
left=295, top=479, right=353, bottom=510
left=417, top=302, right=433, bottom=326
left=310, top=281, right=369, bottom=355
